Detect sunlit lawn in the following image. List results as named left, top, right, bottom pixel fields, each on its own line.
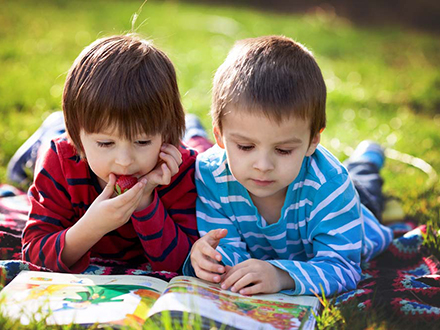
left=0, top=0, right=439, bottom=329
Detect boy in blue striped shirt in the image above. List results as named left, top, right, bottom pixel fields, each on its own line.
left=184, top=35, right=393, bottom=296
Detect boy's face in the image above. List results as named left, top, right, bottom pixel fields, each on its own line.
left=80, top=128, right=163, bottom=189
left=214, top=109, right=320, bottom=203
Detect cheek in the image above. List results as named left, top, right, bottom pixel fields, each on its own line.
left=282, top=156, right=303, bottom=178
left=225, top=149, right=244, bottom=175
left=86, top=157, right=107, bottom=178
left=140, top=149, right=161, bottom=169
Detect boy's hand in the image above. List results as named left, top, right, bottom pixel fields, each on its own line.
left=86, top=173, right=146, bottom=235
left=190, top=229, right=228, bottom=283
left=62, top=173, right=147, bottom=267
left=137, top=143, right=182, bottom=210
left=221, top=259, right=295, bottom=295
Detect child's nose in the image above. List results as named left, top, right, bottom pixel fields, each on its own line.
left=253, top=154, right=274, bottom=172
left=115, top=149, right=134, bottom=167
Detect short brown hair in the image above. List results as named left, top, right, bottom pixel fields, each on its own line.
left=211, top=35, right=326, bottom=140
left=63, top=34, right=185, bottom=155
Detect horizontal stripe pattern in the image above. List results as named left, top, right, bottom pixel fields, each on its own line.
left=184, top=144, right=393, bottom=296
left=23, top=135, right=199, bottom=273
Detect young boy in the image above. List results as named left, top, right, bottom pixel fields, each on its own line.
left=184, top=35, right=393, bottom=296
left=21, top=34, right=201, bottom=274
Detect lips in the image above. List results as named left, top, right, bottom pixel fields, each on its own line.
left=251, top=179, right=274, bottom=186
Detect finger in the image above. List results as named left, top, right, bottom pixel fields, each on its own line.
left=230, top=273, right=255, bottom=293
left=113, top=180, right=145, bottom=207
left=194, top=266, right=222, bottom=283
left=191, top=239, right=223, bottom=268
left=197, top=254, right=225, bottom=274
left=211, top=228, right=228, bottom=242
left=200, top=238, right=223, bottom=262
left=204, top=229, right=228, bottom=248
left=159, top=151, right=179, bottom=175
left=221, top=265, right=246, bottom=290
left=224, top=265, right=233, bottom=274
left=130, top=182, right=147, bottom=210
left=159, top=163, right=171, bottom=185
left=100, top=173, right=117, bottom=199
left=239, top=282, right=265, bottom=296
left=161, top=143, right=182, bottom=165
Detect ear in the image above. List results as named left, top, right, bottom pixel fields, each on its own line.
left=305, top=132, right=321, bottom=157
left=213, top=126, right=225, bottom=149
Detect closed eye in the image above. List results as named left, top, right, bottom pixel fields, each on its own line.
left=97, top=141, right=114, bottom=148
left=276, top=148, right=292, bottom=155
left=136, top=140, right=152, bottom=146
left=237, top=144, right=254, bottom=151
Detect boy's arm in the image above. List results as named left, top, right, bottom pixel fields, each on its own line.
left=130, top=147, right=200, bottom=272
left=268, top=174, right=365, bottom=296
left=22, top=141, right=89, bottom=273
left=192, top=156, right=252, bottom=266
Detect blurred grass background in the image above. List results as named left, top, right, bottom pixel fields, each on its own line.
left=1, top=0, right=439, bottom=218
left=0, top=0, right=439, bottom=328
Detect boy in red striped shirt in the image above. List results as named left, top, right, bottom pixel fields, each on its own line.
left=21, top=34, right=203, bottom=273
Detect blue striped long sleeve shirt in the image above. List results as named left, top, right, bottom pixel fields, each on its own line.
left=190, top=144, right=393, bottom=296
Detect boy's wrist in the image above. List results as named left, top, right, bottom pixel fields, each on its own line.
left=135, top=188, right=156, bottom=212
left=76, top=212, right=108, bottom=241
left=274, top=266, right=296, bottom=291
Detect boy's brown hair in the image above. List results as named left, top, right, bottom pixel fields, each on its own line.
left=211, top=35, right=326, bottom=141
left=63, top=34, right=185, bottom=156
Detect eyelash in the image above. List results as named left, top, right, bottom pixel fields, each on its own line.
left=237, top=144, right=292, bottom=155
left=97, top=142, right=113, bottom=148
left=237, top=145, right=254, bottom=151
left=136, top=140, right=151, bottom=146
left=276, top=149, right=292, bottom=155
left=96, top=141, right=151, bottom=148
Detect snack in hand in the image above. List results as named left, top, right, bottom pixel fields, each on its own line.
left=114, top=175, right=138, bottom=195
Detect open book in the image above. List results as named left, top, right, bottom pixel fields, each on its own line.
left=0, top=270, right=320, bottom=330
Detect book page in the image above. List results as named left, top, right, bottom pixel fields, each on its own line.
left=0, top=271, right=168, bottom=329
left=148, top=276, right=319, bottom=330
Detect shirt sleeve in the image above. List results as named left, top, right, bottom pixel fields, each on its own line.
left=22, top=141, right=87, bottom=273
left=193, top=156, right=251, bottom=266
left=268, top=173, right=363, bottom=296
left=130, top=146, right=199, bottom=273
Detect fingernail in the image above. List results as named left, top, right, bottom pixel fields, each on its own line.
left=221, top=283, right=226, bottom=290
left=213, top=276, right=220, bottom=282
left=218, top=267, right=224, bottom=273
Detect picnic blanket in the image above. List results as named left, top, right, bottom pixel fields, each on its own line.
left=0, top=184, right=439, bottom=327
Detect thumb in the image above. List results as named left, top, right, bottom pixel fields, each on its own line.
left=100, top=174, right=117, bottom=199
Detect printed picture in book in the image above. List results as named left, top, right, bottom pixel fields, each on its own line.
left=0, top=271, right=319, bottom=330
left=1, top=272, right=167, bottom=329
left=164, top=277, right=310, bottom=329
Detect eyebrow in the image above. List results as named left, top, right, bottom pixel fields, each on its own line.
left=229, top=133, right=303, bottom=144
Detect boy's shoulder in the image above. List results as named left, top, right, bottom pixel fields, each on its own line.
left=195, top=144, right=231, bottom=184
left=306, top=144, right=349, bottom=184
left=196, top=144, right=227, bottom=170
left=179, top=143, right=198, bottom=164
left=50, top=134, right=78, bottom=160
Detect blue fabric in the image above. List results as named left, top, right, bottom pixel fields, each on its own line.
left=184, top=144, right=393, bottom=296
left=346, top=161, right=384, bottom=221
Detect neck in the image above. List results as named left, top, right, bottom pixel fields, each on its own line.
left=249, top=188, right=287, bottom=225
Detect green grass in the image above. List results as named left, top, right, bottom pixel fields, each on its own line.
left=1, top=0, right=440, bottom=329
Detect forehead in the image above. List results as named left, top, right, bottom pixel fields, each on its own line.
left=81, top=126, right=158, bottom=139
left=221, top=110, right=311, bottom=143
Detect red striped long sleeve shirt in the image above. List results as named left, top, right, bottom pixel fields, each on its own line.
left=22, top=136, right=199, bottom=273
